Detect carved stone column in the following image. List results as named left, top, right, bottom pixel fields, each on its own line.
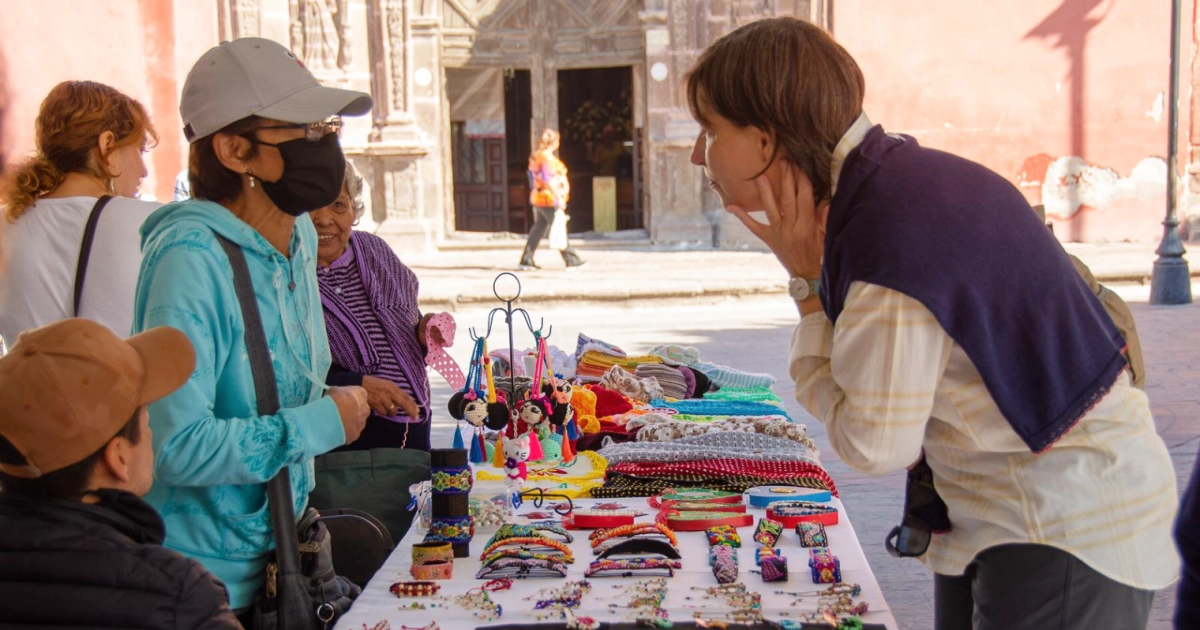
left=356, top=0, right=436, bottom=252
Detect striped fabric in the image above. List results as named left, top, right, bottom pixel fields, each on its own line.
left=317, top=232, right=430, bottom=424
left=790, top=281, right=1179, bottom=589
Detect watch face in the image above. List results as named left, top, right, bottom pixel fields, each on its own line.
left=789, top=277, right=810, bottom=301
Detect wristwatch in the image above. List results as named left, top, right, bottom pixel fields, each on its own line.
left=788, top=275, right=821, bottom=301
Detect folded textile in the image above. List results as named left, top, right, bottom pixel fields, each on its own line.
left=648, top=344, right=701, bottom=366
left=635, top=364, right=688, bottom=399
left=590, top=385, right=634, bottom=419
left=601, top=365, right=664, bottom=403
left=701, top=386, right=783, bottom=404
left=627, top=415, right=816, bottom=451
left=649, top=399, right=789, bottom=420
left=598, top=432, right=820, bottom=466
left=576, top=333, right=626, bottom=360
left=570, top=387, right=599, bottom=433
left=691, top=360, right=776, bottom=389
left=607, top=460, right=836, bottom=492
left=590, top=472, right=834, bottom=498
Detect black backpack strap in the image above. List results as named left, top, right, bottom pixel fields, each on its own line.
left=213, top=235, right=303, bottom=581
left=73, top=195, right=113, bottom=317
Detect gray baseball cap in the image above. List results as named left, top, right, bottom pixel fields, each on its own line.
left=181, top=37, right=372, bottom=142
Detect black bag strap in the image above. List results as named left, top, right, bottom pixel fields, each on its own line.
left=214, top=235, right=305, bottom=582
left=74, top=195, right=114, bottom=317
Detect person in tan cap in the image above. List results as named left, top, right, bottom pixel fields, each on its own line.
left=0, top=318, right=241, bottom=629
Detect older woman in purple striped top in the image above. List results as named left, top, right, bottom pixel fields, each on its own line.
left=310, top=159, right=445, bottom=452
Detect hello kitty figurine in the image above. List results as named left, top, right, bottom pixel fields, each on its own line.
left=503, top=433, right=531, bottom=488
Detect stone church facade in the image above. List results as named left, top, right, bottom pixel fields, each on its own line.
left=216, top=0, right=830, bottom=251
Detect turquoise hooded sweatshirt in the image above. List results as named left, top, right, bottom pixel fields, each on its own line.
left=132, top=200, right=345, bottom=610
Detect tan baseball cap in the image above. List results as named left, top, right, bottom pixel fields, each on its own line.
left=181, top=37, right=372, bottom=142
left=0, top=319, right=195, bottom=478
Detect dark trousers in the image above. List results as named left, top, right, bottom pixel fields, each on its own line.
left=934, top=543, right=1154, bottom=630
left=520, top=205, right=583, bottom=266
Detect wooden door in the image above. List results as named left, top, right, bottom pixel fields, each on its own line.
left=452, top=122, right=508, bottom=232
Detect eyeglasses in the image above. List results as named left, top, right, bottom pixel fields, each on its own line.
left=249, top=116, right=343, bottom=143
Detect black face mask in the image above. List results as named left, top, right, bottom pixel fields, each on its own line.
left=257, top=132, right=346, bottom=216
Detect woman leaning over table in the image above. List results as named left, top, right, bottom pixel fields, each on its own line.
left=0, top=81, right=158, bottom=343
left=131, top=37, right=370, bottom=619
left=305, top=157, right=448, bottom=541
left=686, top=17, right=1177, bottom=630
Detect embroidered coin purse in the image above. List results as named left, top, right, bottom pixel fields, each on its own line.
left=753, top=516, right=784, bottom=546
left=796, top=522, right=828, bottom=548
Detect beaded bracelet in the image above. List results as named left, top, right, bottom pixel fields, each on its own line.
left=425, top=515, right=474, bottom=544
left=767, top=501, right=839, bottom=527
left=584, top=557, right=681, bottom=578
left=411, top=541, right=454, bottom=566
left=486, top=523, right=574, bottom=547
left=589, top=522, right=679, bottom=548
left=475, top=557, right=569, bottom=579
left=482, top=547, right=575, bottom=567
left=410, top=559, right=454, bottom=580
left=430, top=466, right=473, bottom=493
left=479, top=535, right=573, bottom=561
left=390, top=581, right=441, bottom=597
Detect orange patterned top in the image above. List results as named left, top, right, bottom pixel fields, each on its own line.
left=528, top=150, right=570, bottom=208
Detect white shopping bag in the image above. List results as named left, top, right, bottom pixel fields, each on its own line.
left=549, top=208, right=569, bottom=251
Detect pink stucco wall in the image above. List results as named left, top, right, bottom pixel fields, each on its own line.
left=0, top=0, right=217, bottom=204
left=835, top=0, right=1186, bottom=242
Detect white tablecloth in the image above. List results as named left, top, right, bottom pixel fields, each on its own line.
left=338, top=492, right=899, bottom=629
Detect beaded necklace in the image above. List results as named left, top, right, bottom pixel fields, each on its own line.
left=606, top=578, right=672, bottom=627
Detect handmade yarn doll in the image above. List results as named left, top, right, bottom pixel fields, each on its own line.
left=502, top=433, right=531, bottom=488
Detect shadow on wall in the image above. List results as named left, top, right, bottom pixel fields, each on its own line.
left=1025, top=0, right=1117, bottom=242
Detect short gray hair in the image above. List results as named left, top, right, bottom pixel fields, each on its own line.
left=344, top=158, right=366, bottom=222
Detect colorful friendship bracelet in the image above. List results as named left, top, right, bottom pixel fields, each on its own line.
left=564, top=508, right=638, bottom=529
left=411, top=541, right=454, bottom=566
left=430, top=466, right=473, bottom=494
left=410, top=559, right=454, bottom=580
left=425, top=515, right=474, bottom=544
left=584, top=557, right=681, bottom=578
left=767, top=501, right=839, bottom=527
left=589, top=522, right=679, bottom=549
left=482, top=547, right=575, bottom=567
left=487, top=523, right=574, bottom=546
left=662, top=510, right=753, bottom=531
left=475, top=557, right=569, bottom=579
left=480, top=535, right=574, bottom=560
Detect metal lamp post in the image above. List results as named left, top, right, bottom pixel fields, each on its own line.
left=1151, top=0, right=1193, bottom=304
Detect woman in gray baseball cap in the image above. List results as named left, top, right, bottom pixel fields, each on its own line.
left=130, top=37, right=373, bottom=620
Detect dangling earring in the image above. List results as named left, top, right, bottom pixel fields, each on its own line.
left=246, top=170, right=256, bottom=189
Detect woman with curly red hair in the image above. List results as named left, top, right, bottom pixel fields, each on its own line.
left=0, top=80, right=158, bottom=342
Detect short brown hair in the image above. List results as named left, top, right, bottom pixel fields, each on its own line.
left=685, top=17, right=865, bottom=204
left=4, top=81, right=157, bottom=220
left=0, top=408, right=142, bottom=502
left=188, top=116, right=263, bottom=205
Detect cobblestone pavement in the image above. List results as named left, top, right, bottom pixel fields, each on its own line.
left=423, top=281, right=1198, bottom=630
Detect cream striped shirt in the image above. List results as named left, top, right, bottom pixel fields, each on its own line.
left=788, top=114, right=1180, bottom=588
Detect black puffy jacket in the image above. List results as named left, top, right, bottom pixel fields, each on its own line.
left=0, top=489, right=242, bottom=629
